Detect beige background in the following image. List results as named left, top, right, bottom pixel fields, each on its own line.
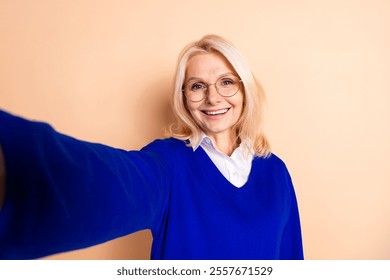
left=0, top=0, right=389, bottom=260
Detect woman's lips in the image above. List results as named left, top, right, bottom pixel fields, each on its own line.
left=202, top=108, right=230, bottom=116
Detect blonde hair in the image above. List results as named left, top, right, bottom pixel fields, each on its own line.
left=166, top=35, right=271, bottom=158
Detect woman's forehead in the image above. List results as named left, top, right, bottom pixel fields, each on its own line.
left=185, top=52, right=236, bottom=80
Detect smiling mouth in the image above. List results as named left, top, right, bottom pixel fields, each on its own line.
left=202, top=108, right=230, bottom=116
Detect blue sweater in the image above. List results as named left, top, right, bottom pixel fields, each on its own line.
left=0, top=110, right=303, bottom=259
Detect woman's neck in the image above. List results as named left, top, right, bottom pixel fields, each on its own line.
left=209, top=133, right=238, bottom=156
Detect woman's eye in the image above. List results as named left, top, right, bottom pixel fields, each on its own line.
left=191, top=83, right=204, bottom=91
left=221, top=79, right=233, bottom=86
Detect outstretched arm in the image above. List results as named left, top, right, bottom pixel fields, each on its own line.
left=0, top=145, right=5, bottom=210
left=0, top=110, right=172, bottom=259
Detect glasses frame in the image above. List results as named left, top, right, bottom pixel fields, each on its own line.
left=182, top=75, right=243, bottom=102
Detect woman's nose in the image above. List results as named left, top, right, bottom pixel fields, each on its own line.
left=205, top=84, right=221, bottom=104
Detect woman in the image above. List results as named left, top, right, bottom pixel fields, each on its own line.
left=0, top=35, right=303, bottom=259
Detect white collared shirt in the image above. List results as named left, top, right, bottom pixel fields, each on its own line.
left=191, top=134, right=254, bottom=188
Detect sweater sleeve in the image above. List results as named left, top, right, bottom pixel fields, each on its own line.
left=279, top=164, right=304, bottom=260
left=0, top=110, right=172, bottom=259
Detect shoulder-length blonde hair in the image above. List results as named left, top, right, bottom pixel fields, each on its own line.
left=166, top=34, right=271, bottom=158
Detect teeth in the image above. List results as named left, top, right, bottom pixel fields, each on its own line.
left=204, top=109, right=229, bottom=115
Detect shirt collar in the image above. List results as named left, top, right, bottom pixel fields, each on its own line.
left=189, top=133, right=210, bottom=152
left=190, top=133, right=254, bottom=156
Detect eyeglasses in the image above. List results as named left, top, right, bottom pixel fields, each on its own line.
left=183, top=74, right=242, bottom=102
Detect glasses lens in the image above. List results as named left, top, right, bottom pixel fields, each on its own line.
left=184, top=81, right=206, bottom=102
left=216, top=75, right=240, bottom=97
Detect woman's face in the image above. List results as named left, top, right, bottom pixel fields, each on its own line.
left=184, top=52, right=244, bottom=142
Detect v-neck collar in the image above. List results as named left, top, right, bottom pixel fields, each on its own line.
left=193, top=145, right=259, bottom=194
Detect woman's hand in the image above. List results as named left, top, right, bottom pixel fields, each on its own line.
left=0, top=145, right=5, bottom=210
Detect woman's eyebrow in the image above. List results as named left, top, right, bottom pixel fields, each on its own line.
left=185, top=77, right=203, bottom=83
left=185, top=72, right=236, bottom=83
